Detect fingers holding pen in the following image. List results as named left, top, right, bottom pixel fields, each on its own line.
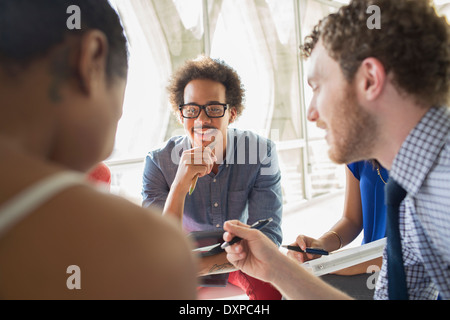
left=195, top=146, right=217, bottom=175
left=223, top=220, right=250, bottom=260
left=171, top=147, right=217, bottom=194
left=191, top=136, right=217, bottom=169
left=222, top=220, right=281, bottom=284
left=287, top=235, right=322, bottom=263
left=180, top=146, right=217, bottom=177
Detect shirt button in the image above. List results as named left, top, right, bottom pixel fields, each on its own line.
left=213, top=178, right=217, bottom=183
left=214, top=202, right=219, bottom=207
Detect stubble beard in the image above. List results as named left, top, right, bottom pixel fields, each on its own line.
left=328, top=86, right=377, bottom=165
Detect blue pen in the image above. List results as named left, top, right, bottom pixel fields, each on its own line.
left=221, top=218, right=273, bottom=249
left=282, top=245, right=329, bottom=256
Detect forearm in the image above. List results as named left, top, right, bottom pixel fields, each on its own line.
left=162, top=186, right=186, bottom=222
left=223, top=220, right=352, bottom=300
left=319, top=217, right=362, bottom=251
left=198, top=252, right=237, bottom=276
left=322, top=167, right=363, bottom=251
left=272, top=252, right=352, bottom=300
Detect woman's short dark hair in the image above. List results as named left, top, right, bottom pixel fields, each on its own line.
left=0, top=0, right=128, bottom=80
left=168, top=55, right=245, bottom=118
left=300, top=0, right=450, bottom=107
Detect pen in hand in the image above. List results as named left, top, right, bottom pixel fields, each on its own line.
left=188, top=174, right=199, bottom=195
left=221, top=218, right=273, bottom=249
left=189, top=140, right=217, bottom=195
left=282, top=245, right=329, bottom=256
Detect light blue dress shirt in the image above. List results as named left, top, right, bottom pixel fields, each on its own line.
left=142, top=128, right=283, bottom=246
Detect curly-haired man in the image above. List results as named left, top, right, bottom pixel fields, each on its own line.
left=222, top=0, right=450, bottom=300
left=142, top=55, right=283, bottom=300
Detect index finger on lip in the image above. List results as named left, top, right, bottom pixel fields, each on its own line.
left=205, top=139, right=217, bottom=151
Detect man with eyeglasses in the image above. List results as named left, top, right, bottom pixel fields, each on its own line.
left=141, top=55, right=283, bottom=300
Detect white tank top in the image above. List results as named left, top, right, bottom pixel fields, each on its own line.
left=0, top=172, right=86, bottom=238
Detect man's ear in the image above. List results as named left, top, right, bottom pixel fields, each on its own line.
left=357, top=57, right=386, bottom=102
left=229, top=107, right=237, bottom=124
left=77, top=30, right=109, bottom=95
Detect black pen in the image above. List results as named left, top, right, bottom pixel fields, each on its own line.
left=282, top=245, right=329, bottom=256
left=221, top=218, right=273, bottom=249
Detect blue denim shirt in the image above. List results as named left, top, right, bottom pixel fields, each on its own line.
left=142, top=128, right=283, bottom=246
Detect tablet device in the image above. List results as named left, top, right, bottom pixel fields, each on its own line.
left=188, top=230, right=225, bottom=257
left=188, top=230, right=229, bottom=287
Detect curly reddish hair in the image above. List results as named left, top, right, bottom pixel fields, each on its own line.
left=300, top=0, right=450, bottom=107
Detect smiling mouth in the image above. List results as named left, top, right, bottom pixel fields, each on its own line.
left=193, top=127, right=217, bottom=136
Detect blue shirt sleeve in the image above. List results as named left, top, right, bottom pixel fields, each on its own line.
left=246, top=140, right=283, bottom=246
left=347, top=161, right=361, bottom=180
left=142, top=152, right=170, bottom=210
left=347, top=160, right=388, bottom=244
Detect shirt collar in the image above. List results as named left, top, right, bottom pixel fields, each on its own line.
left=390, top=106, right=450, bottom=196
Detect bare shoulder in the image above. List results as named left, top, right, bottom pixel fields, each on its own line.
left=0, top=184, right=198, bottom=299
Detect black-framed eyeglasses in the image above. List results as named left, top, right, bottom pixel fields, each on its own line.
left=179, top=103, right=228, bottom=119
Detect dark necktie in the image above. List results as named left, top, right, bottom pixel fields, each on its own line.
left=385, top=178, right=409, bottom=300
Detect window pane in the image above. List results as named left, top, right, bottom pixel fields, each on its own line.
left=210, top=0, right=308, bottom=206
left=107, top=0, right=348, bottom=204
left=300, top=0, right=345, bottom=198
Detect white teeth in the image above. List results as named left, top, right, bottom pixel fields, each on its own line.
left=194, top=128, right=215, bottom=135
